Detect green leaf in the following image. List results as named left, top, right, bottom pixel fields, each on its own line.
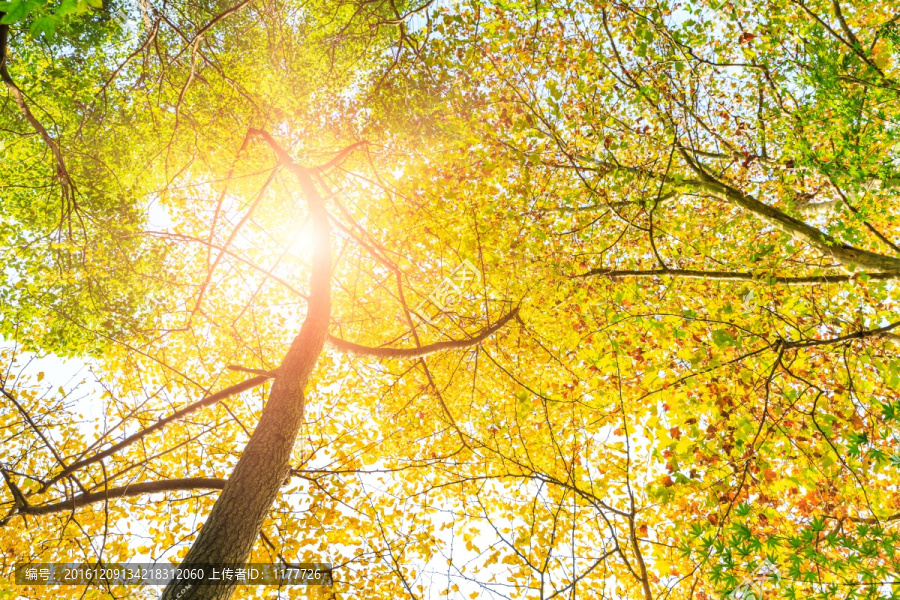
left=29, top=14, right=59, bottom=37
left=57, top=0, right=82, bottom=16
left=0, top=0, right=43, bottom=24
left=712, top=329, right=737, bottom=348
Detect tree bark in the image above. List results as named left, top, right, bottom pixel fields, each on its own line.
left=160, top=132, right=331, bottom=600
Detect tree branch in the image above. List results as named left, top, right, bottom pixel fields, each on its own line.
left=1, top=23, right=73, bottom=220
left=679, top=150, right=900, bottom=272
left=139, top=231, right=309, bottom=300
left=328, top=307, right=520, bottom=358
left=0, top=386, right=71, bottom=472
left=825, top=512, right=900, bottom=525
left=313, top=141, right=368, bottom=173
left=783, top=319, right=900, bottom=349
left=578, top=148, right=900, bottom=272
left=9, top=478, right=227, bottom=518
left=579, top=268, right=900, bottom=284
left=591, top=146, right=900, bottom=273
left=43, top=375, right=272, bottom=490
left=1, top=469, right=28, bottom=509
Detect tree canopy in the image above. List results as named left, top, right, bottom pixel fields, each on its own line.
left=2, top=0, right=900, bottom=598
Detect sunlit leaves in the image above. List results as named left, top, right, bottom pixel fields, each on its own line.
left=2, top=0, right=900, bottom=598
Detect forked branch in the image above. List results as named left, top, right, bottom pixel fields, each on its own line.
left=42, top=375, right=272, bottom=491
left=1, top=23, right=73, bottom=223
left=6, top=477, right=228, bottom=520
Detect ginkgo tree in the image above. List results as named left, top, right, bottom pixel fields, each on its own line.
left=2, top=0, right=900, bottom=599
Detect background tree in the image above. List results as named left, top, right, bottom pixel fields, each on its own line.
left=2, top=0, right=900, bottom=599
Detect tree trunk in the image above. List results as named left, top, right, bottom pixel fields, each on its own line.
left=160, top=134, right=331, bottom=600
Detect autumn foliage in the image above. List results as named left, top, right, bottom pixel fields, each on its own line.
left=2, top=0, right=900, bottom=598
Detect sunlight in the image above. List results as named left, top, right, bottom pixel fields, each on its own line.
left=5, top=1, right=899, bottom=598
left=288, top=220, right=322, bottom=257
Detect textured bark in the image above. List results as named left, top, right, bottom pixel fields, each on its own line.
left=160, top=132, right=331, bottom=600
